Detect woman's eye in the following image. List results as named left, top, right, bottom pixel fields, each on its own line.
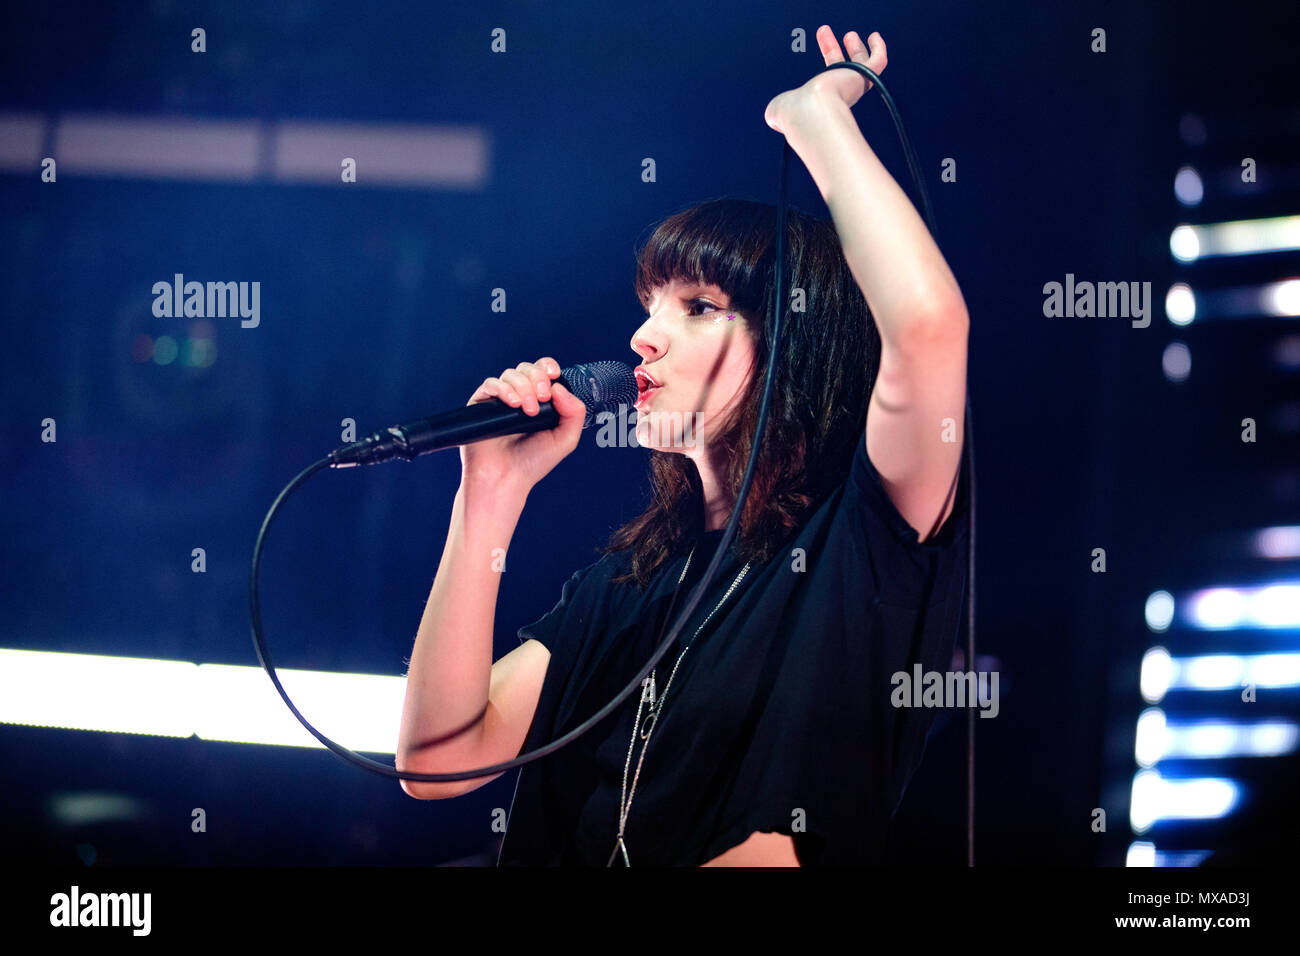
left=687, top=299, right=718, bottom=316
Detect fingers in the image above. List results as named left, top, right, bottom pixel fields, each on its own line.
left=855, top=31, right=886, bottom=73
left=818, top=25, right=886, bottom=74
left=816, top=24, right=844, bottom=65
left=468, top=358, right=564, bottom=415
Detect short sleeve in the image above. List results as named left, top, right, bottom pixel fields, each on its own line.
left=516, top=562, right=600, bottom=651
left=849, top=430, right=971, bottom=554
left=698, top=431, right=971, bottom=866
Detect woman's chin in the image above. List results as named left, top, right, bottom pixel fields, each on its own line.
left=636, top=412, right=702, bottom=453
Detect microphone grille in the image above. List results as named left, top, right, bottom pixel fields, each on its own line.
left=558, top=360, right=639, bottom=428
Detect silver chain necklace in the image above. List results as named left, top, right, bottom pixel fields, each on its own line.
left=607, top=540, right=751, bottom=866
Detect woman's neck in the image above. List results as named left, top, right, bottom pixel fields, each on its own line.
left=692, top=445, right=735, bottom=532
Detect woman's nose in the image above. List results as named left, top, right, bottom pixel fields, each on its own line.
left=630, top=321, right=664, bottom=359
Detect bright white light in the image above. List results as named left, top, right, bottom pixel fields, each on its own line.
left=1263, top=278, right=1300, bottom=317
left=1247, top=722, right=1299, bottom=755
left=1130, top=770, right=1239, bottom=832
left=194, top=663, right=403, bottom=753
left=0, top=649, right=197, bottom=737
left=1162, top=342, right=1191, bottom=382
left=1171, top=215, right=1300, bottom=263
left=1248, top=653, right=1300, bottom=687
left=1162, top=719, right=1298, bottom=759
left=1170, top=225, right=1201, bottom=262
left=1189, top=588, right=1246, bottom=629
left=1252, top=585, right=1300, bottom=627
left=1181, top=722, right=1237, bottom=757
left=1165, top=283, right=1196, bottom=325
left=1166, top=652, right=1300, bottom=691
left=1126, top=841, right=1157, bottom=867
left=1145, top=590, right=1176, bottom=632
left=1185, top=581, right=1300, bottom=629
left=1254, top=526, right=1300, bottom=559
left=1182, top=654, right=1245, bottom=689
left=1174, top=167, right=1203, bottom=206
left=1141, top=647, right=1174, bottom=703
left=1135, top=708, right=1168, bottom=767
left=0, top=648, right=405, bottom=753
left=1137, top=717, right=1299, bottom=762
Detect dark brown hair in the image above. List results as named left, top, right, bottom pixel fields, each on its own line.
left=602, top=196, right=882, bottom=588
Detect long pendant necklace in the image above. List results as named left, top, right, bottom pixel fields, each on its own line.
left=607, top=541, right=751, bottom=867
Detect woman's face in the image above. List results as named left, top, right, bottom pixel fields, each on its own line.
left=629, top=278, right=756, bottom=456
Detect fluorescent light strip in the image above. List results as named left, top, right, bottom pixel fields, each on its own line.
left=1164, top=278, right=1300, bottom=322
left=1171, top=215, right=1300, bottom=262
left=1135, top=707, right=1299, bottom=765
left=274, top=121, right=488, bottom=187
left=0, top=648, right=403, bottom=753
left=1185, top=582, right=1300, bottom=629
left=1125, top=842, right=1213, bottom=866
left=0, top=112, right=488, bottom=190
left=55, top=113, right=261, bottom=181
left=1141, top=647, right=1300, bottom=702
left=1254, top=526, right=1300, bottom=559
left=1129, top=770, right=1240, bottom=832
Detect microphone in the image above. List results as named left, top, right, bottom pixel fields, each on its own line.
left=328, top=359, right=639, bottom=467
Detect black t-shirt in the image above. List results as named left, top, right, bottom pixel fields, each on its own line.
left=496, top=430, right=971, bottom=866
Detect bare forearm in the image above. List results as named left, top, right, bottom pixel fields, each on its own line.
left=396, top=478, right=526, bottom=781
left=785, top=87, right=968, bottom=341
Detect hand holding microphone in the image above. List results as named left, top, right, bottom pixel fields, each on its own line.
left=460, top=357, right=588, bottom=494
left=327, top=358, right=639, bottom=492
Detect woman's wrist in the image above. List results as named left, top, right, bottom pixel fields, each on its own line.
left=458, top=470, right=530, bottom=514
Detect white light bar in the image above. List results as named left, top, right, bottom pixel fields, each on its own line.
left=55, top=113, right=261, bottom=181
left=274, top=121, right=488, bottom=188
left=1186, top=582, right=1300, bottom=629
left=0, top=648, right=403, bottom=753
left=1171, top=215, right=1300, bottom=262
left=1129, top=770, right=1239, bottom=832
left=1135, top=707, right=1298, bottom=765
left=1254, top=526, right=1300, bottom=559
left=0, top=111, right=488, bottom=190
left=1141, top=648, right=1300, bottom=702
left=1126, top=842, right=1212, bottom=867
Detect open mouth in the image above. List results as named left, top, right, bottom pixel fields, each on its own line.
left=634, top=367, right=662, bottom=408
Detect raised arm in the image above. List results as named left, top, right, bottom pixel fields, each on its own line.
left=766, top=27, right=969, bottom=542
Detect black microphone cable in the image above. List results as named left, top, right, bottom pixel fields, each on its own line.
left=249, top=57, right=976, bottom=865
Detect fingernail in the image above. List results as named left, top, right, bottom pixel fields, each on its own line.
left=535, top=381, right=548, bottom=397
left=507, top=391, right=520, bottom=402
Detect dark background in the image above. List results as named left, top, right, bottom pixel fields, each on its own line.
left=1, top=0, right=1297, bottom=866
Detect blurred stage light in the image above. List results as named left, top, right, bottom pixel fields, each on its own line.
left=1179, top=652, right=1300, bottom=690
left=1138, top=710, right=1298, bottom=764
left=1170, top=215, right=1300, bottom=263
left=1135, top=707, right=1168, bottom=767
left=152, top=335, right=178, bottom=365
left=1187, top=581, right=1300, bottom=629
left=1161, top=342, right=1191, bottom=382
left=1174, top=166, right=1204, bottom=206
left=0, top=648, right=403, bottom=753
left=0, top=649, right=196, bottom=737
left=1145, top=590, right=1176, bottom=632
left=1263, top=278, right=1300, bottom=317
left=1126, top=842, right=1213, bottom=866
left=1253, top=526, right=1300, bottom=558
left=1165, top=283, right=1196, bottom=324
left=1129, top=770, right=1240, bottom=832
left=1141, top=646, right=1174, bottom=703
left=1170, top=225, right=1200, bottom=262
left=1125, top=841, right=1157, bottom=866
